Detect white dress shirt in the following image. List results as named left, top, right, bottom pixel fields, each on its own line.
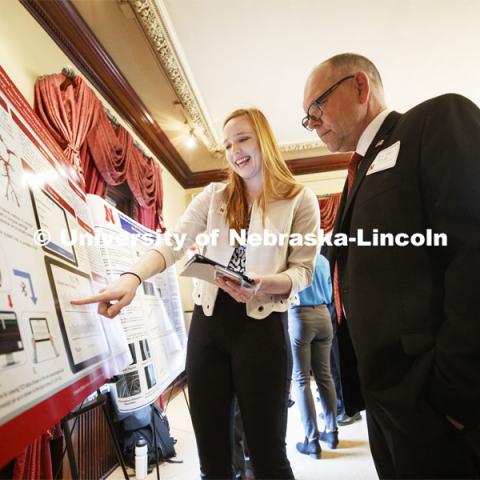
left=356, top=109, right=391, bottom=155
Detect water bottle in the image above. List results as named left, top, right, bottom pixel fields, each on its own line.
left=135, top=438, right=148, bottom=480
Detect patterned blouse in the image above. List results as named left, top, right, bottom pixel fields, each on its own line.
left=227, top=242, right=247, bottom=274
left=227, top=208, right=250, bottom=274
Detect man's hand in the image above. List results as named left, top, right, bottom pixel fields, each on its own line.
left=446, top=415, right=465, bottom=431
left=70, top=274, right=140, bottom=318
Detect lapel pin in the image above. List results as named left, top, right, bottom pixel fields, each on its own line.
left=375, top=139, right=384, bottom=148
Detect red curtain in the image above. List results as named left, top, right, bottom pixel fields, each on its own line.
left=119, top=126, right=164, bottom=231
left=34, top=72, right=165, bottom=231
left=84, top=111, right=126, bottom=186
left=80, top=141, right=106, bottom=196
left=12, top=427, right=60, bottom=480
left=319, top=193, right=342, bottom=233
left=135, top=169, right=164, bottom=232
left=34, top=74, right=100, bottom=187
left=84, top=120, right=165, bottom=231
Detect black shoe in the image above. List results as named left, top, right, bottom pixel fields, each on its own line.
left=336, top=411, right=362, bottom=426
left=319, top=430, right=339, bottom=449
left=296, top=437, right=321, bottom=459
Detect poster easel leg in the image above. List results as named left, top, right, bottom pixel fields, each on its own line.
left=101, top=398, right=129, bottom=479
left=181, top=382, right=190, bottom=413
left=61, top=417, right=80, bottom=480
left=165, top=372, right=190, bottom=414
left=60, top=393, right=129, bottom=480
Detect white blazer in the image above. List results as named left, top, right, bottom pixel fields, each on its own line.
left=152, top=182, right=320, bottom=319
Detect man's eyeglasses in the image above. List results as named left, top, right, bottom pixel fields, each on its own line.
left=301, top=75, right=355, bottom=131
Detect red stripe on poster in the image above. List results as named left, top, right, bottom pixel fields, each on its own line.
left=0, top=66, right=68, bottom=170
left=10, top=111, right=57, bottom=169
left=78, top=217, right=95, bottom=236
left=68, top=179, right=86, bottom=202
left=21, top=160, right=76, bottom=218
left=43, top=184, right=75, bottom=217
left=0, top=95, right=7, bottom=112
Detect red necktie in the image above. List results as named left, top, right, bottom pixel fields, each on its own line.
left=347, top=152, right=363, bottom=194
left=333, top=152, right=363, bottom=322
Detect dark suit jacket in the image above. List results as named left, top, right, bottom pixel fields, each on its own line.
left=331, top=94, right=480, bottom=428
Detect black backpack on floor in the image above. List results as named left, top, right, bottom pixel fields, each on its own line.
left=120, top=403, right=178, bottom=468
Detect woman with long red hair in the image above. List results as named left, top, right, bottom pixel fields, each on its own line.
left=74, top=108, right=319, bottom=479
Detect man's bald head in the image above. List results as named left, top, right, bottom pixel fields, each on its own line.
left=306, top=53, right=385, bottom=103
left=326, top=54, right=382, bottom=90
left=302, top=53, right=387, bottom=152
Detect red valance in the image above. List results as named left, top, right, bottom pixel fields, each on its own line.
left=85, top=110, right=125, bottom=185
left=119, top=125, right=165, bottom=231
left=80, top=141, right=107, bottom=197
left=34, top=73, right=165, bottom=231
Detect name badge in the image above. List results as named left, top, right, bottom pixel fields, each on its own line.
left=367, top=141, right=400, bottom=175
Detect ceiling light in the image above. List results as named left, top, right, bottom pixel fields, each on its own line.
left=186, top=128, right=197, bottom=149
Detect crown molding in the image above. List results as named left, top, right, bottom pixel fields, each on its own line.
left=128, top=0, right=329, bottom=156
left=287, top=153, right=349, bottom=175
left=185, top=153, right=350, bottom=188
left=129, top=0, right=218, bottom=151
left=279, top=140, right=324, bottom=152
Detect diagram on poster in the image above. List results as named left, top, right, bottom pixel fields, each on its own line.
left=30, top=187, right=77, bottom=265
left=0, top=311, right=26, bottom=368
left=28, top=315, right=60, bottom=363
left=0, top=132, right=23, bottom=208
left=44, top=257, right=110, bottom=373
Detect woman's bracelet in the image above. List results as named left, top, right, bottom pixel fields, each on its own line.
left=120, top=271, right=142, bottom=285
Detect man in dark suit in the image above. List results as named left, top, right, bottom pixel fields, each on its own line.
left=302, top=53, right=480, bottom=478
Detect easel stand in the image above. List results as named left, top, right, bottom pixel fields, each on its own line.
left=164, top=372, right=190, bottom=413
left=60, top=392, right=129, bottom=480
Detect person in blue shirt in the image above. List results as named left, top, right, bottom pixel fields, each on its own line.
left=289, top=253, right=338, bottom=458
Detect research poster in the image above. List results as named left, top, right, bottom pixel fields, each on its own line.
left=0, top=67, right=131, bottom=467
left=87, top=194, right=187, bottom=413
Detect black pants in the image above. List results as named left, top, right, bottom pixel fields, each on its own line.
left=186, top=291, right=294, bottom=480
left=366, top=401, right=480, bottom=479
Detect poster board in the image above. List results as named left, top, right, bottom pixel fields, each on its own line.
left=86, top=195, right=187, bottom=413
left=0, top=66, right=131, bottom=467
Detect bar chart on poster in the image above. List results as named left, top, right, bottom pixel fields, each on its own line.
left=0, top=66, right=186, bottom=467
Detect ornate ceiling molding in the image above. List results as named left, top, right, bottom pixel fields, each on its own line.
left=129, top=0, right=218, bottom=151
left=279, top=140, right=324, bottom=152
left=129, top=0, right=327, bottom=155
